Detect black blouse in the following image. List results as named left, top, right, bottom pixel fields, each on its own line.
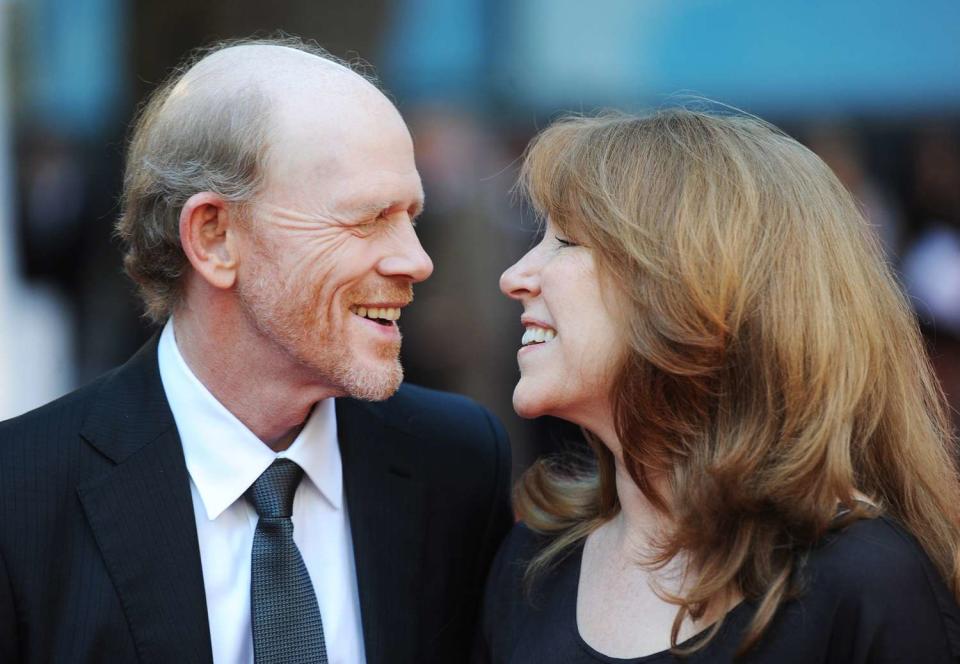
left=475, top=516, right=960, bottom=663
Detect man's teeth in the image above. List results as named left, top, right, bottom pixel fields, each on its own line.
left=351, top=306, right=401, bottom=321
left=522, top=326, right=556, bottom=346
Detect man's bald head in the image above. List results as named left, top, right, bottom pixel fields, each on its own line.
left=177, top=43, right=365, bottom=96
left=116, top=37, right=392, bottom=322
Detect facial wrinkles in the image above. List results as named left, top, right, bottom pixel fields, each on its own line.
left=240, top=237, right=331, bottom=353
left=237, top=234, right=408, bottom=399
left=379, top=213, right=421, bottom=247
left=257, top=204, right=358, bottom=276
left=260, top=192, right=415, bottom=228
left=255, top=199, right=358, bottom=235
left=244, top=201, right=416, bottom=335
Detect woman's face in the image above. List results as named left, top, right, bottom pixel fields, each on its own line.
left=500, top=217, right=623, bottom=432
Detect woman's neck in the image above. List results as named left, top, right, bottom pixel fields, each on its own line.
left=608, top=457, right=673, bottom=558
left=594, top=444, right=741, bottom=627
left=582, top=421, right=674, bottom=557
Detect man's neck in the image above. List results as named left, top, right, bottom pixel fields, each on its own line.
left=171, top=310, right=337, bottom=452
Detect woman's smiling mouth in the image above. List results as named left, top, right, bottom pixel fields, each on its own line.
left=521, top=324, right=557, bottom=346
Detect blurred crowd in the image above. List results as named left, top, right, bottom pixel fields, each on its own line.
left=3, top=0, right=960, bottom=475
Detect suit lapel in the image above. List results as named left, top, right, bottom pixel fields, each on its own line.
left=77, top=337, right=212, bottom=664
left=337, top=398, right=426, bottom=664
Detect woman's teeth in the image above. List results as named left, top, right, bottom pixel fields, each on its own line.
left=350, top=306, right=401, bottom=321
left=522, top=326, right=556, bottom=346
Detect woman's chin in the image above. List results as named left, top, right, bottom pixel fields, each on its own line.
left=512, top=386, right=548, bottom=419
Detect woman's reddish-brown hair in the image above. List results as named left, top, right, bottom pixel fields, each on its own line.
left=514, top=109, right=960, bottom=654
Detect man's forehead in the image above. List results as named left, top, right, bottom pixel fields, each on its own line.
left=263, top=85, right=414, bottom=190
left=257, top=140, right=423, bottom=215
left=324, top=168, right=425, bottom=212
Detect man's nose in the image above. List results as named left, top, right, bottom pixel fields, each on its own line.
left=379, top=220, right=434, bottom=283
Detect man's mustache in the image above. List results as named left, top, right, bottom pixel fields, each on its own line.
left=348, top=286, right=414, bottom=306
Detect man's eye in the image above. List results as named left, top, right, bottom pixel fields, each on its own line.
left=347, top=218, right=379, bottom=235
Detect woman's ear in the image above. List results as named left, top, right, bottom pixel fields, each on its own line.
left=178, top=192, right=239, bottom=290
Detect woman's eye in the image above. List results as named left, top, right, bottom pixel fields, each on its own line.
left=556, top=236, right=577, bottom=248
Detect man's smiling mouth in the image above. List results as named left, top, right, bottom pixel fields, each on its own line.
left=350, top=305, right=401, bottom=326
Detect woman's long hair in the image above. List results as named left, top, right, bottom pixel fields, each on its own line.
left=514, top=109, right=960, bottom=655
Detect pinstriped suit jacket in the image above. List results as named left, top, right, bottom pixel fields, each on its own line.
left=0, top=336, right=512, bottom=663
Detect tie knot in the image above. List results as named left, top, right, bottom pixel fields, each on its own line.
left=246, top=459, right=304, bottom=518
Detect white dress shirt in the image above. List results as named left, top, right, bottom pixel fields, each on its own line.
left=157, top=320, right=366, bottom=664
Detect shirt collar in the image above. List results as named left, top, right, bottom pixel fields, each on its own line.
left=157, top=319, right=343, bottom=520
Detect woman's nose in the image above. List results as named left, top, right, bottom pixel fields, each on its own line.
left=500, top=248, right=540, bottom=301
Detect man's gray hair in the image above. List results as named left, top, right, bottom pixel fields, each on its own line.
left=115, top=35, right=377, bottom=323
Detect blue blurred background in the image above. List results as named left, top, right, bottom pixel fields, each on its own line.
left=2, top=0, right=959, bottom=473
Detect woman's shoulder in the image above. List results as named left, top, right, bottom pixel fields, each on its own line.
left=496, top=522, right=551, bottom=565
left=808, top=515, right=951, bottom=596
left=484, top=522, right=557, bottom=603
left=788, top=514, right=960, bottom=660
left=473, top=523, right=572, bottom=662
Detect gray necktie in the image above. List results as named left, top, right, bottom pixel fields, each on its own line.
left=246, top=459, right=328, bottom=664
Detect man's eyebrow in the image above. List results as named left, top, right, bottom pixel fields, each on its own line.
left=350, top=199, right=425, bottom=219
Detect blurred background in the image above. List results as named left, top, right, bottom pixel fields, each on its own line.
left=1, top=0, right=959, bottom=477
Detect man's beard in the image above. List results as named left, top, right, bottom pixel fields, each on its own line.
left=237, top=257, right=408, bottom=401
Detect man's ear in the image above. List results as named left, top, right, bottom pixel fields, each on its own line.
left=179, top=192, right=239, bottom=290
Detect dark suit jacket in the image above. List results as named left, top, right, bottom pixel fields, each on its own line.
left=0, top=336, right=512, bottom=663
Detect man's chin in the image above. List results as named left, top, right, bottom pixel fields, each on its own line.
left=342, top=360, right=404, bottom=401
